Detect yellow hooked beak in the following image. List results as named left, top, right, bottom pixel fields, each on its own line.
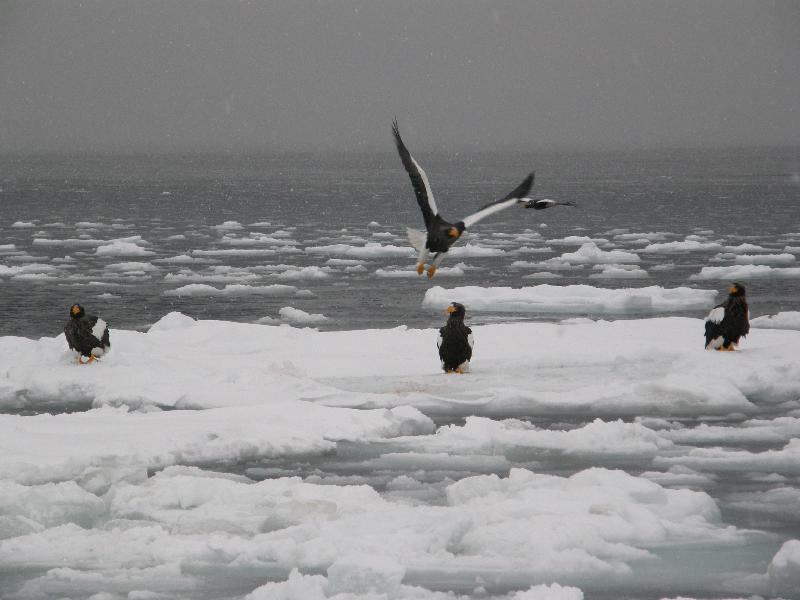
left=729, top=285, right=738, bottom=294
left=71, top=305, right=81, bottom=315
left=448, top=227, right=460, bottom=238
left=447, top=305, right=456, bottom=314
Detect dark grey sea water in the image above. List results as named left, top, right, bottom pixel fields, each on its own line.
left=1, top=147, right=799, bottom=338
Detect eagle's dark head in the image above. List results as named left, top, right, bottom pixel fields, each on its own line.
left=728, top=283, right=746, bottom=298
left=446, top=302, right=467, bottom=319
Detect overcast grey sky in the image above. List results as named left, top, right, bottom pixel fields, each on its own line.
left=1, top=0, right=798, bottom=153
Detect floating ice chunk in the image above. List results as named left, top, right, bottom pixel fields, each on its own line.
left=732, top=253, right=796, bottom=265
left=211, top=221, right=244, bottom=231
left=368, top=221, right=381, bottom=227
left=641, top=240, right=723, bottom=253
left=155, top=254, right=214, bottom=264
left=690, top=265, right=800, bottom=280
left=614, top=232, right=671, bottom=242
left=751, top=312, right=800, bottom=330
left=345, top=265, right=368, bottom=273
left=74, top=221, right=105, bottom=229
left=769, top=539, right=800, bottom=595
left=723, top=243, right=771, bottom=253
left=651, top=263, right=676, bottom=271
left=447, top=244, right=505, bottom=258
left=11, top=221, right=35, bottom=228
left=523, top=272, right=563, bottom=279
left=279, top=306, right=329, bottom=326
left=221, top=234, right=299, bottom=247
left=305, top=243, right=414, bottom=259
left=32, top=237, right=105, bottom=248
left=516, top=246, right=554, bottom=254
left=589, top=264, right=649, bottom=279
left=559, top=243, right=640, bottom=264
left=547, top=236, right=609, bottom=246
left=191, top=248, right=277, bottom=257
left=423, top=285, right=716, bottom=314
left=105, top=262, right=160, bottom=273
left=95, top=237, right=155, bottom=257
left=325, top=258, right=366, bottom=266
left=166, top=234, right=186, bottom=241
left=511, top=584, right=584, bottom=600
left=276, top=266, right=332, bottom=280
left=163, top=283, right=301, bottom=297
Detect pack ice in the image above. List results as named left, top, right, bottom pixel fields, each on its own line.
left=1, top=310, right=800, bottom=599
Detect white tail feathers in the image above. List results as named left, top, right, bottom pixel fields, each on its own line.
left=406, top=228, right=427, bottom=253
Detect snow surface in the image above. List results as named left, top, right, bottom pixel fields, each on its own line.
left=3, top=313, right=800, bottom=598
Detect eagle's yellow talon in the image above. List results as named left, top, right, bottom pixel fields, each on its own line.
left=427, top=266, right=437, bottom=278
left=416, top=263, right=425, bottom=275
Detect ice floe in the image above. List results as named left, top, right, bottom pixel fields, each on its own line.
left=163, top=283, right=303, bottom=297
left=306, top=243, right=414, bottom=259
left=690, top=265, right=800, bottom=280
left=641, top=240, right=724, bottom=253
left=589, top=264, right=649, bottom=279
left=279, top=306, right=330, bottom=325
left=557, top=242, right=640, bottom=264
left=423, top=285, right=716, bottom=314
left=751, top=312, right=800, bottom=330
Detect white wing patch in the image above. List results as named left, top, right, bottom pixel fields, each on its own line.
left=706, top=307, right=725, bottom=324
left=411, top=154, right=438, bottom=217
left=92, top=318, right=107, bottom=340
left=436, top=333, right=443, bottom=349
left=462, top=197, right=520, bottom=229
left=467, top=333, right=474, bottom=349
left=406, top=228, right=427, bottom=253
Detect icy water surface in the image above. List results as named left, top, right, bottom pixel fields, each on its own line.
left=1, top=148, right=800, bottom=599
left=1, top=147, right=799, bottom=337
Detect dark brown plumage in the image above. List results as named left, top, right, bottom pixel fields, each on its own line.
left=704, top=283, right=749, bottom=351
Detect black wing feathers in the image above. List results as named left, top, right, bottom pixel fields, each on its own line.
left=477, top=173, right=534, bottom=211
left=392, top=119, right=436, bottom=229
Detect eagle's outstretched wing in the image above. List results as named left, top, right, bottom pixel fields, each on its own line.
left=392, top=119, right=438, bottom=230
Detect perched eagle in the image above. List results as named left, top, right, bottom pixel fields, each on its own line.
left=437, top=302, right=474, bottom=373
left=704, top=283, right=749, bottom=351
left=392, top=119, right=572, bottom=278
left=64, top=304, right=111, bottom=363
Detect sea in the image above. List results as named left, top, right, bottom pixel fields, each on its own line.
left=1, top=146, right=799, bottom=338
left=2, top=147, right=800, bottom=598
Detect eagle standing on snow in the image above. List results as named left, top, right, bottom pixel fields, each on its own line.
left=437, top=302, right=474, bottom=373
left=704, top=283, right=750, bottom=351
left=65, top=304, right=111, bottom=363
left=392, top=119, right=573, bottom=278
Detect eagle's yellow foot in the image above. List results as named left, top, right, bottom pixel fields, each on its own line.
left=416, top=262, right=425, bottom=275
left=86, top=355, right=98, bottom=363
left=427, top=266, right=437, bottom=278
left=455, top=367, right=464, bottom=374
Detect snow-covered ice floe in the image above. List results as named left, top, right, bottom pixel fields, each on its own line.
left=690, top=264, right=800, bottom=280
left=751, top=311, right=800, bottom=330
left=3, top=312, right=800, bottom=598
left=423, top=284, right=716, bottom=314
